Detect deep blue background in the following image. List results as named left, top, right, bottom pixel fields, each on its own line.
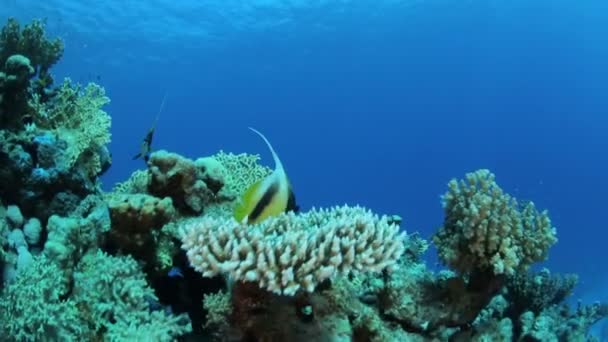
left=3, top=0, right=606, bottom=301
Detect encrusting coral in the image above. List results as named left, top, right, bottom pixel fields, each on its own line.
left=107, top=193, right=175, bottom=255
left=147, top=150, right=231, bottom=214
left=180, top=205, right=407, bottom=295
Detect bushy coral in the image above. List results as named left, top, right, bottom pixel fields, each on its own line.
left=0, top=18, right=63, bottom=81
left=43, top=195, right=110, bottom=277
left=0, top=18, right=63, bottom=127
left=506, top=268, right=578, bottom=316
left=433, top=169, right=557, bottom=275
left=72, top=250, right=192, bottom=339
left=518, top=302, right=608, bottom=341
left=0, top=250, right=192, bottom=341
left=213, top=150, right=271, bottom=197
left=30, top=79, right=112, bottom=176
left=0, top=257, right=89, bottom=340
left=202, top=290, right=232, bottom=331
left=180, top=205, right=406, bottom=295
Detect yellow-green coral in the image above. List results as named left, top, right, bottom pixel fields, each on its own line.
left=72, top=250, right=192, bottom=339
left=202, top=291, right=232, bottom=330
left=0, top=256, right=88, bottom=340
left=213, top=150, right=271, bottom=197
left=433, top=169, right=557, bottom=275
left=30, top=78, right=111, bottom=175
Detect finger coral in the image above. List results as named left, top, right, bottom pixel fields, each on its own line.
left=180, top=205, right=407, bottom=296
left=433, top=169, right=557, bottom=275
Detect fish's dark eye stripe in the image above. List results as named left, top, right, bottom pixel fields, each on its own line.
left=249, top=182, right=279, bottom=223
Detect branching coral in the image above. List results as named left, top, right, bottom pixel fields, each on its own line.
left=180, top=205, right=406, bottom=296
left=72, top=250, right=192, bottom=339
left=0, top=256, right=88, bottom=340
left=213, top=150, right=270, bottom=197
left=43, top=195, right=110, bottom=277
left=433, top=169, right=557, bottom=275
left=0, top=18, right=63, bottom=81
left=506, top=268, right=578, bottom=316
left=30, top=79, right=111, bottom=176
left=518, top=302, right=608, bottom=341
left=0, top=18, right=63, bottom=124
left=0, top=249, right=193, bottom=341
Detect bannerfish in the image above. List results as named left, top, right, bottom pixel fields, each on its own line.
left=234, top=128, right=298, bottom=224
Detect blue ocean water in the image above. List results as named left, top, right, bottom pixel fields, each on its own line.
left=2, top=0, right=606, bottom=308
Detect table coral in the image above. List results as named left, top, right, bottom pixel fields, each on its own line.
left=180, top=205, right=406, bottom=296
left=433, top=169, right=557, bottom=276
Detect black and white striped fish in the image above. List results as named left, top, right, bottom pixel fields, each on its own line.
left=233, top=128, right=298, bottom=224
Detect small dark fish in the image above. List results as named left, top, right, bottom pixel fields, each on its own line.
left=133, top=92, right=168, bottom=162
left=167, top=266, right=184, bottom=278
left=132, top=127, right=155, bottom=162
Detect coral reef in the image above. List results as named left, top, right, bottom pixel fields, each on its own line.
left=0, top=17, right=605, bottom=342
left=0, top=18, right=111, bottom=222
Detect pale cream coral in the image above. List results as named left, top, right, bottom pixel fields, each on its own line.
left=180, top=205, right=407, bottom=296
left=433, top=169, right=557, bottom=275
